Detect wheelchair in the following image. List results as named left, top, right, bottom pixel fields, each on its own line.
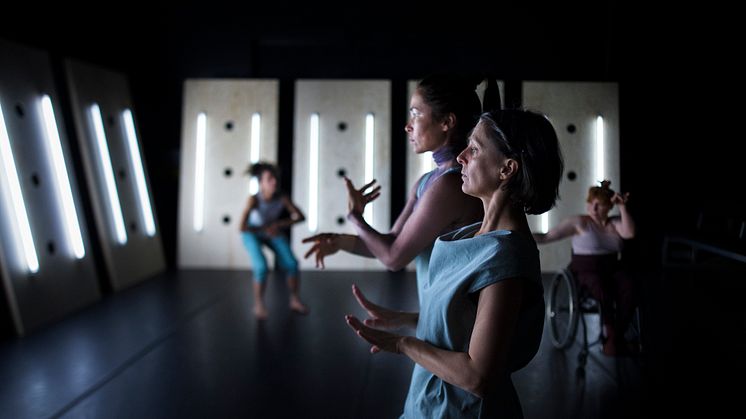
left=546, top=269, right=642, bottom=372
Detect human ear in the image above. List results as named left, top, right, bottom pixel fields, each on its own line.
left=498, top=158, right=519, bottom=181
left=441, top=113, right=456, bottom=132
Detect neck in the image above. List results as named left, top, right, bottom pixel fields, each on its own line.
left=432, top=143, right=457, bottom=169
left=591, top=215, right=608, bottom=226
left=261, top=190, right=274, bottom=200
left=478, top=190, right=528, bottom=235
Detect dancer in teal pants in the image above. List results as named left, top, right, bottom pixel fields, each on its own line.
left=239, top=162, right=308, bottom=319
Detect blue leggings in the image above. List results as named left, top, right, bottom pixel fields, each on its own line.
left=241, top=232, right=299, bottom=283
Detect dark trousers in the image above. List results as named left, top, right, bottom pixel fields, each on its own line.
left=569, top=253, right=638, bottom=339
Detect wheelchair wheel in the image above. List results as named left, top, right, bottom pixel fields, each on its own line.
left=547, top=269, right=579, bottom=349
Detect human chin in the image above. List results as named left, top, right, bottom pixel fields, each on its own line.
left=461, top=178, right=477, bottom=197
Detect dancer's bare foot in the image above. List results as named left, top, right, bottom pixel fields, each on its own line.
left=289, top=298, right=309, bottom=315
left=253, top=303, right=268, bottom=320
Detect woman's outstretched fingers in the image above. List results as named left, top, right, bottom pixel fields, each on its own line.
left=346, top=315, right=363, bottom=332
left=304, top=244, right=318, bottom=259
left=302, top=233, right=330, bottom=243
left=351, top=284, right=370, bottom=308
left=360, top=179, right=378, bottom=193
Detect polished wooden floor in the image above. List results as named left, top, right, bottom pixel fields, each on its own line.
left=1, top=266, right=743, bottom=418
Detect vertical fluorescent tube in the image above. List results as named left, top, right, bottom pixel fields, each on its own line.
left=194, top=113, right=207, bottom=232
left=90, top=103, right=127, bottom=244
left=0, top=102, right=39, bottom=273
left=420, top=151, right=434, bottom=176
left=540, top=212, right=549, bottom=234
left=364, top=113, right=375, bottom=224
left=308, top=113, right=320, bottom=232
left=122, top=109, right=156, bottom=237
left=42, top=96, right=85, bottom=259
left=596, top=115, right=605, bottom=183
left=249, top=112, right=261, bottom=195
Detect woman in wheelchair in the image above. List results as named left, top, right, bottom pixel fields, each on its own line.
left=534, top=181, right=637, bottom=356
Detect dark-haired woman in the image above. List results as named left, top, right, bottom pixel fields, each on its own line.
left=303, top=75, right=484, bottom=302
left=239, top=162, right=308, bottom=319
left=346, top=109, right=564, bottom=418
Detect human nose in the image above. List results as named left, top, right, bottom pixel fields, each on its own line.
left=456, top=148, right=467, bottom=165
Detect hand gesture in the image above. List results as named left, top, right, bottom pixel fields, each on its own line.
left=611, top=192, right=630, bottom=206
left=264, top=223, right=280, bottom=237
left=344, top=176, right=381, bottom=215
left=351, top=284, right=412, bottom=330
left=345, top=315, right=404, bottom=354
left=302, top=233, right=341, bottom=269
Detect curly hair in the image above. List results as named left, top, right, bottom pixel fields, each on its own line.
left=587, top=180, right=615, bottom=205
left=246, top=161, right=280, bottom=180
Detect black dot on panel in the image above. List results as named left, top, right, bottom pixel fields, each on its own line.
left=567, top=171, right=577, bottom=181
left=15, top=104, right=24, bottom=118
left=31, top=173, right=40, bottom=187
left=336, top=216, right=345, bottom=225
left=225, top=121, right=234, bottom=131
left=119, top=169, right=127, bottom=180
left=47, top=241, right=55, bottom=255
left=567, top=124, right=576, bottom=134
left=337, top=122, right=347, bottom=132
left=223, top=215, right=231, bottom=225
left=337, top=168, right=346, bottom=178
left=130, top=222, right=138, bottom=233
left=224, top=167, right=233, bottom=177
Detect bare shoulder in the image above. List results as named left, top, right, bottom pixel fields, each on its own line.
left=574, top=215, right=592, bottom=228
left=427, top=170, right=464, bottom=196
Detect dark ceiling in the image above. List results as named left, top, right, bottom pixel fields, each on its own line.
left=1, top=2, right=737, bottom=269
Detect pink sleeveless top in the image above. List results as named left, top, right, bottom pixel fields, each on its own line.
left=571, top=217, right=624, bottom=255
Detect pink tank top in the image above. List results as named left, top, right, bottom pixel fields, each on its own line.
left=571, top=217, right=624, bottom=255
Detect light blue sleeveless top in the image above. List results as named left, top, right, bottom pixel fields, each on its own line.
left=402, top=222, right=545, bottom=418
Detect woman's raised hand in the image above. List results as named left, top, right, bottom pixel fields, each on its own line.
left=611, top=192, right=630, bottom=206
left=302, top=233, right=341, bottom=269
left=351, top=284, right=414, bottom=330
left=345, top=314, right=404, bottom=354
left=344, top=176, right=381, bottom=215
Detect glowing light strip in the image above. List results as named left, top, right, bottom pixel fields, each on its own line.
left=540, top=212, right=549, bottom=234
left=308, top=113, right=319, bottom=232
left=420, top=151, right=434, bottom=176
left=122, top=109, right=155, bottom=237
left=364, top=113, right=375, bottom=224
left=596, top=115, right=605, bottom=183
left=0, top=102, right=38, bottom=273
left=249, top=112, right=261, bottom=195
left=90, top=103, right=127, bottom=244
left=42, top=96, right=85, bottom=258
left=194, top=113, right=206, bottom=232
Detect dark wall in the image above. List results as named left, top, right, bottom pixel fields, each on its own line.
left=2, top=3, right=735, bottom=271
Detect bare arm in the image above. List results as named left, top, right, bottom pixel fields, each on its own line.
left=238, top=195, right=262, bottom=233
left=612, top=193, right=635, bottom=239
left=533, top=216, right=580, bottom=244
left=347, top=173, right=476, bottom=271
left=349, top=278, right=524, bottom=398
left=389, top=176, right=420, bottom=236
left=338, top=176, right=421, bottom=257
left=302, top=174, right=431, bottom=264
left=271, top=195, right=306, bottom=229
